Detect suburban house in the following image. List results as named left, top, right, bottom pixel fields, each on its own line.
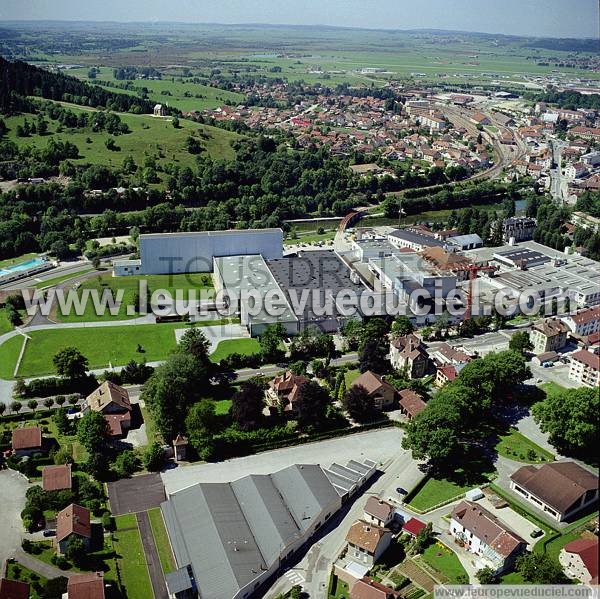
left=363, top=497, right=396, bottom=528
left=510, top=461, right=599, bottom=522
left=56, top=503, right=92, bottom=554
left=11, top=426, right=44, bottom=457
left=568, top=349, right=600, bottom=388
left=398, top=389, right=426, bottom=420
left=345, top=520, right=393, bottom=567
left=0, top=579, right=29, bottom=599
left=562, top=306, right=600, bottom=337
left=85, top=381, right=132, bottom=438
left=350, top=577, right=400, bottom=599
left=389, top=334, right=429, bottom=378
left=559, top=538, right=598, bottom=585
left=429, top=343, right=471, bottom=367
left=450, top=501, right=526, bottom=574
left=529, top=318, right=569, bottom=355
left=265, top=371, right=308, bottom=414
left=435, top=362, right=467, bottom=387
left=351, top=371, right=397, bottom=411
left=67, top=572, right=106, bottom=599
left=42, top=464, right=72, bottom=492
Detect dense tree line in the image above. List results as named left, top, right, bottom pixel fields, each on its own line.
left=526, top=89, right=600, bottom=111
left=0, top=56, right=155, bottom=114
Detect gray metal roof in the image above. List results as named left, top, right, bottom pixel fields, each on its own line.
left=388, top=229, right=446, bottom=248
left=161, top=464, right=342, bottom=599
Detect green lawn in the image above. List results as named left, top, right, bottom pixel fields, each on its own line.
left=420, top=543, right=468, bottom=584
left=148, top=508, right=176, bottom=575
left=33, top=268, right=95, bottom=289
left=54, top=271, right=214, bottom=323
left=210, top=338, right=260, bottom=363
left=495, top=428, right=555, bottom=463
left=284, top=229, right=336, bottom=245
left=539, top=382, right=566, bottom=397
left=112, top=514, right=154, bottom=599
left=0, top=319, right=232, bottom=378
left=0, top=307, right=25, bottom=335
left=214, top=399, right=233, bottom=416
left=406, top=465, right=495, bottom=513
left=5, top=561, right=50, bottom=599
left=328, top=574, right=350, bottom=599
left=344, top=368, right=361, bottom=387
left=3, top=104, right=239, bottom=182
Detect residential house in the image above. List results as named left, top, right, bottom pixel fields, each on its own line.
left=345, top=521, right=393, bottom=567
left=389, top=334, right=429, bottom=378
left=450, top=501, right=526, bottom=574
left=398, top=389, right=426, bottom=420
left=0, top=579, right=29, bottom=599
left=11, top=426, right=43, bottom=457
left=502, top=217, right=536, bottom=243
left=510, top=461, right=599, bottom=522
left=435, top=363, right=466, bottom=387
left=559, top=538, right=598, bottom=585
left=529, top=319, right=569, bottom=355
left=363, top=497, right=396, bottom=528
left=350, top=577, right=399, bottom=599
left=265, top=371, right=308, bottom=415
left=351, top=371, right=397, bottom=411
left=568, top=350, right=600, bottom=388
left=470, top=112, right=490, bottom=126
left=67, top=572, right=105, bottom=599
left=562, top=306, right=600, bottom=338
left=85, top=381, right=132, bottom=438
left=42, top=464, right=72, bottom=492
left=56, top=504, right=92, bottom=554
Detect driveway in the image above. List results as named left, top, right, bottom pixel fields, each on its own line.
left=137, top=512, right=168, bottom=599
left=174, top=322, right=249, bottom=352
left=108, top=473, right=166, bottom=516
left=162, top=427, right=412, bottom=495
left=0, top=469, right=29, bottom=571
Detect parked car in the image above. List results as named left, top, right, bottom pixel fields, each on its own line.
left=43, top=529, right=56, bottom=537
left=530, top=528, right=543, bottom=538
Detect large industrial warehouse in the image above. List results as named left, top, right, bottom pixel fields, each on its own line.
left=161, top=461, right=376, bottom=599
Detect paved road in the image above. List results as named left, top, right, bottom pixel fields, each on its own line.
left=13, top=548, right=78, bottom=580
left=0, top=469, right=29, bottom=572
left=137, top=511, right=168, bottom=599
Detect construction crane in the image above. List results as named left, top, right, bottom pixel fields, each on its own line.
left=455, top=263, right=498, bottom=320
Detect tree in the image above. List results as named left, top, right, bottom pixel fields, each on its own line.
left=143, top=442, right=164, bottom=472
left=43, top=398, right=54, bottom=409
left=113, top=450, right=140, bottom=478
left=0, top=402, right=5, bottom=416
left=53, top=347, right=89, bottom=379
left=231, top=382, right=264, bottom=431
left=358, top=338, right=388, bottom=374
left=343, top=384, right=375, bottom=423
left=11, top=400, right=22, bottom=414
left=84, top=452, right=109, bottom=480
left=476, top=566, right=496, bottom=584
left=516, top=552, right=566, bottom=584
left=413, top=522, right=434, bottom=553
left=185, top=399, right=217, bottom=446
left=172, top=116, right=180, bottom=129
left=391, top=316, right=414, bottom=337
left=509, top=331, right=533, bottom=354
left=294, top=381, right=331, bottom=429
left=177, top=327, right=210, bottom=364
left=258, top=322, right=286, bottom=362
left=77, top=411, right=108, bottom=452
left=54, top=408, right=71, bottom=435
left=53, top=446, right=73, bottom=465
left=65, top=536, right=86, bottom=568
left=532, top=387, right=598, bottom=455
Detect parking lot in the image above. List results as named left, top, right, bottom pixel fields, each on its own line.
left=108, top=472, right=166, bottom=515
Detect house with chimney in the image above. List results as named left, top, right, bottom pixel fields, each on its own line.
left=85, top=381, right=132, bottom=438
left=559, top=538, right=598, bottom=585
left=363, top=497, right=396, bottom=528
left=529, top=318, right=569, bottom=355
left=350, top=371, right=397, bottom=411
left=345, top=521, right=393, bottom=567
left=389, top=334, right=429, bottom=378
left=56, top=504, right=92, bottom=554
left=265, top=371, right=308, bottom=415
left=398, top=389, right=426, bottom=420
left=450, top=501, right=526, bottom=574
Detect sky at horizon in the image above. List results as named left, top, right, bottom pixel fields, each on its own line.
left=0, top=0, right=598, bottom=39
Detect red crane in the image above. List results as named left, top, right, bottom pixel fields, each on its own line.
left=455, top=263, right=498, bottom=320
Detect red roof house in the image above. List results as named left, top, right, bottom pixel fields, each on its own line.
left=402, top=517, right=427, bottom=537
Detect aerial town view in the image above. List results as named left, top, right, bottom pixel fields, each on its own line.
left=0, top=1, right=598, bottom=598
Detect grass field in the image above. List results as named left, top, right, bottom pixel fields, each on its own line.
left=539, top=382, right=567, bottom=397
left=3, top=104, right=240, bottom=181
left=420, top=543, right=468, bottom=583
left=53, top=271, right=214, bottom=323
left=214, top=399, right=233, bottom=416
left=0, top=252, right=39, bottom=269
left=112, top=514, right=153, bottom=599
left=344, top=368, right=361, bottom=387
left=0, top=319, right=232, bottom=378
left=33, top=268, right=95, bottom=289
left=5, top=561, right=49, bottom=599
left=495, top=428, right=555, bottom=463
left=148, top=507, right=176, bottom=575
left=209, top=338, right=260, bottom=363
left=0, top=307, right=25, bottom=335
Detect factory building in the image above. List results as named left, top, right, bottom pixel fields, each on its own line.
left=114, top=228, right=283, bottom=276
